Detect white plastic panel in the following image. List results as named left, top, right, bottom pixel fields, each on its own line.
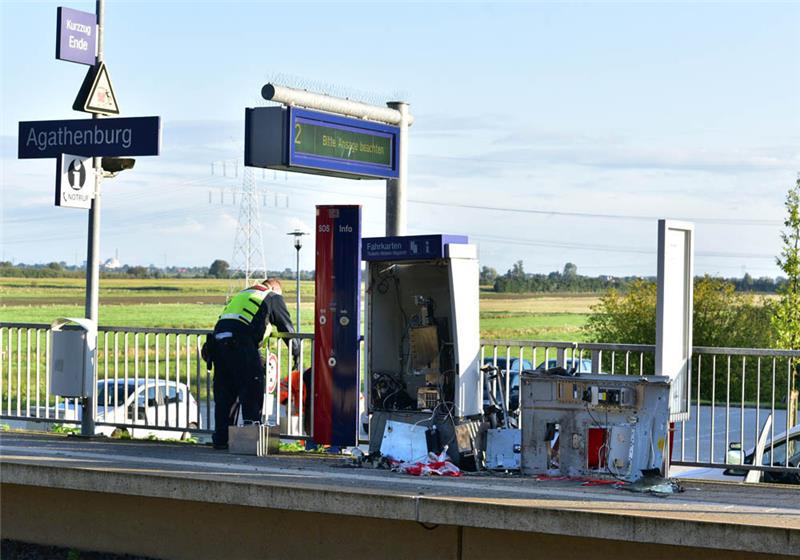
left=655, top=220, right=694, bottom=421
left=449, top=249, right=481, bottom=417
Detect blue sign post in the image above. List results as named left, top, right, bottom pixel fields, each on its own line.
left=18, top=117, right=161, bottom=159
left=314, top=205, right=362, bottom=446
left=56, top=7, right=97, bottom=66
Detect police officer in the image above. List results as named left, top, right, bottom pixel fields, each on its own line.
left=211, top=277, right=299, bottom=449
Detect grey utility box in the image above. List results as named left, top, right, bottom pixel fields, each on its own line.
left=521, top=373, right=671, bottom=482
left=49, top=318, right=97, bottom=398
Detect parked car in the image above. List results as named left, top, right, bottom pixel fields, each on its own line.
left=672, top=423, right=800, bottom=485
left=59, top=379, right=201, bottom=439
left=535, top=358, right=594, bottom=374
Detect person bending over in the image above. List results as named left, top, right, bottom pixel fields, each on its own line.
left=209, top=277, right=298, bottom=449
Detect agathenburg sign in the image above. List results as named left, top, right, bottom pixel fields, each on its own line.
left=18, top=116, right=161, bottom=159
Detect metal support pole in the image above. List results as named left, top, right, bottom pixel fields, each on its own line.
left=81, top=0, right=104, bottom=436
left=261, top=84, right=413, bottom=236
left=385, top=101, right=409, bottom=236
left=295, top=246, right=301, bottom=331
left=262, top=84, right=413, bottom=126
left=287, top=230, right=306, bottom=331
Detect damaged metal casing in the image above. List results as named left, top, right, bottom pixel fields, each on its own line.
left=520, top=373, right=670, bottom=481
left=368, top=410, right=483, bottom=469
left=485, top=428, right=521, bottom=470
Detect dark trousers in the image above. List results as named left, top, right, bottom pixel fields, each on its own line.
left=212, top=337, right=265, bottom=445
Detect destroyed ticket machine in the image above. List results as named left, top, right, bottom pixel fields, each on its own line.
left=362, top=234, right=483, bottom=467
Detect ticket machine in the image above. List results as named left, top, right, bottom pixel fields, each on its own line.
left=362, top=235, right=481, bottom=463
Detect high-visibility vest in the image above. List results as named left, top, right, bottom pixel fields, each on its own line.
left=218, top=286, right=271, bottom=326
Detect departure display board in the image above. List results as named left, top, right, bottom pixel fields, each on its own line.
left=245, top=106, right=399, bottom=179
left=289, top=108, right=399, bottom=179
left=294, top=119, right=392, bottom=167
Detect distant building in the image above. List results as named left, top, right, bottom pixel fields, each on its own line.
left=102, top=257, right=122, bottom=270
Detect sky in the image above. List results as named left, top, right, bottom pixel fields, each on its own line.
left=1, top=1, right=798, bottom=277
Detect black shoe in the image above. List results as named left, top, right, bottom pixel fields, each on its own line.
left=213, top=443, right=228, bottom=450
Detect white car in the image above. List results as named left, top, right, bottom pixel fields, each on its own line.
left=672, top=423, right=800, bottom=485
left=59, top=379, right=202, bottom=439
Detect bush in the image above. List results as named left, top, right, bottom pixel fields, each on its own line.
left=584, top=276, right=773, bottom=348
left=583, top=277, right=779, bottom=403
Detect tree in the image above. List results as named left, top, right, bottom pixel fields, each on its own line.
left=584, top=276, right=773, bottom=348
left=127, top=266, right=149, bottom=278
left=480, top=266, right=498, bottom=285
left=583, top=279, right=657, bottom=346
left=563, top=262, right=578, bottom=280
left=771, top=176, right=800, bottom=426
left=208, top=259, right=230, bottom=279
left=584, top=277, right=775, bottom=401
left=772, top=176, right=800, bottom=350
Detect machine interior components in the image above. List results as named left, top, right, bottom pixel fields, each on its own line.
left=521, top=373, right=671, bottom=481
left=362, top=235, right=482, bottom=468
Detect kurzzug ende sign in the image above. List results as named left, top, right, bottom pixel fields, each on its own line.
left=18, top=116, right=161, bottom=159
left=56, top=7, right=97, bottom=66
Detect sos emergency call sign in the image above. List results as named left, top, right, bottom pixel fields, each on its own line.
left=313, top=205, right=362, bottom=446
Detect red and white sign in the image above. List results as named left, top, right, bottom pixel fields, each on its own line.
left=266, top=352, right=278, bottom=395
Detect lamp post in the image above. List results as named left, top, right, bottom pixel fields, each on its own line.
left=287, top=230, right=308, bottom=331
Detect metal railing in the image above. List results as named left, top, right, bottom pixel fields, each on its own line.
left=480, top=339, right=799, bottom=477
left=0, top=323, right=315, bottom=441
left=1, top=322, right=797, bottom=478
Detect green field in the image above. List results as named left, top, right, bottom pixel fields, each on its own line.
left=0, top=278, right=596, bottom=341
left=0, top=277, right=596, bottom=414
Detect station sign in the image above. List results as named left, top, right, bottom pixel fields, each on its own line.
left=245, top=106, right=399, bottom=180
left=362, top=234, right=469, bottom=261
left=18, top=116, right=161, bottom=159
left=55, top=154, right=94, bottom=209
left=56, top=7, right=97, bottom=66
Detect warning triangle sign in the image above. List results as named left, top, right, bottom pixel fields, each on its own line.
left=73, top=62, right=119, bottom=115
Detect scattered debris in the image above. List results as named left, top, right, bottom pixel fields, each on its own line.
left=533, top=474, right=625, bottom=487
left=619, top=469, right=684, bottom=496
left=388, top=449, right=462, bottom=477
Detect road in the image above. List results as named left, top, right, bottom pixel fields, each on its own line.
left=674, top=405, right=790, bottom=463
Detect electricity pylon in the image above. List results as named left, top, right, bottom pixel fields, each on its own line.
left=228, top=167, right=267, bottom=294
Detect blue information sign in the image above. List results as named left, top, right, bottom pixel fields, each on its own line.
left=362, top=234, right=469, bottom=261
left=245, top=106, right=399, bottom=180
left=18, top=116, right=161, bottom=159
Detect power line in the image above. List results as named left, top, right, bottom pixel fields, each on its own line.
left=472, top=234, right=775, bottom=260
left=274, top=180, right=782, bottom=226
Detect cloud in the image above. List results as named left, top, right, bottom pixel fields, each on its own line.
left=286, top=216, right=312, bottom=233
left=412, top=143, right=799, bottom=177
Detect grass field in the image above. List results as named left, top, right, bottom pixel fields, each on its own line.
left=0, top=278, right=597, bottom=341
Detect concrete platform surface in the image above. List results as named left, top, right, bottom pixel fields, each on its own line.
left=1, top=431, right=798, bottom=557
